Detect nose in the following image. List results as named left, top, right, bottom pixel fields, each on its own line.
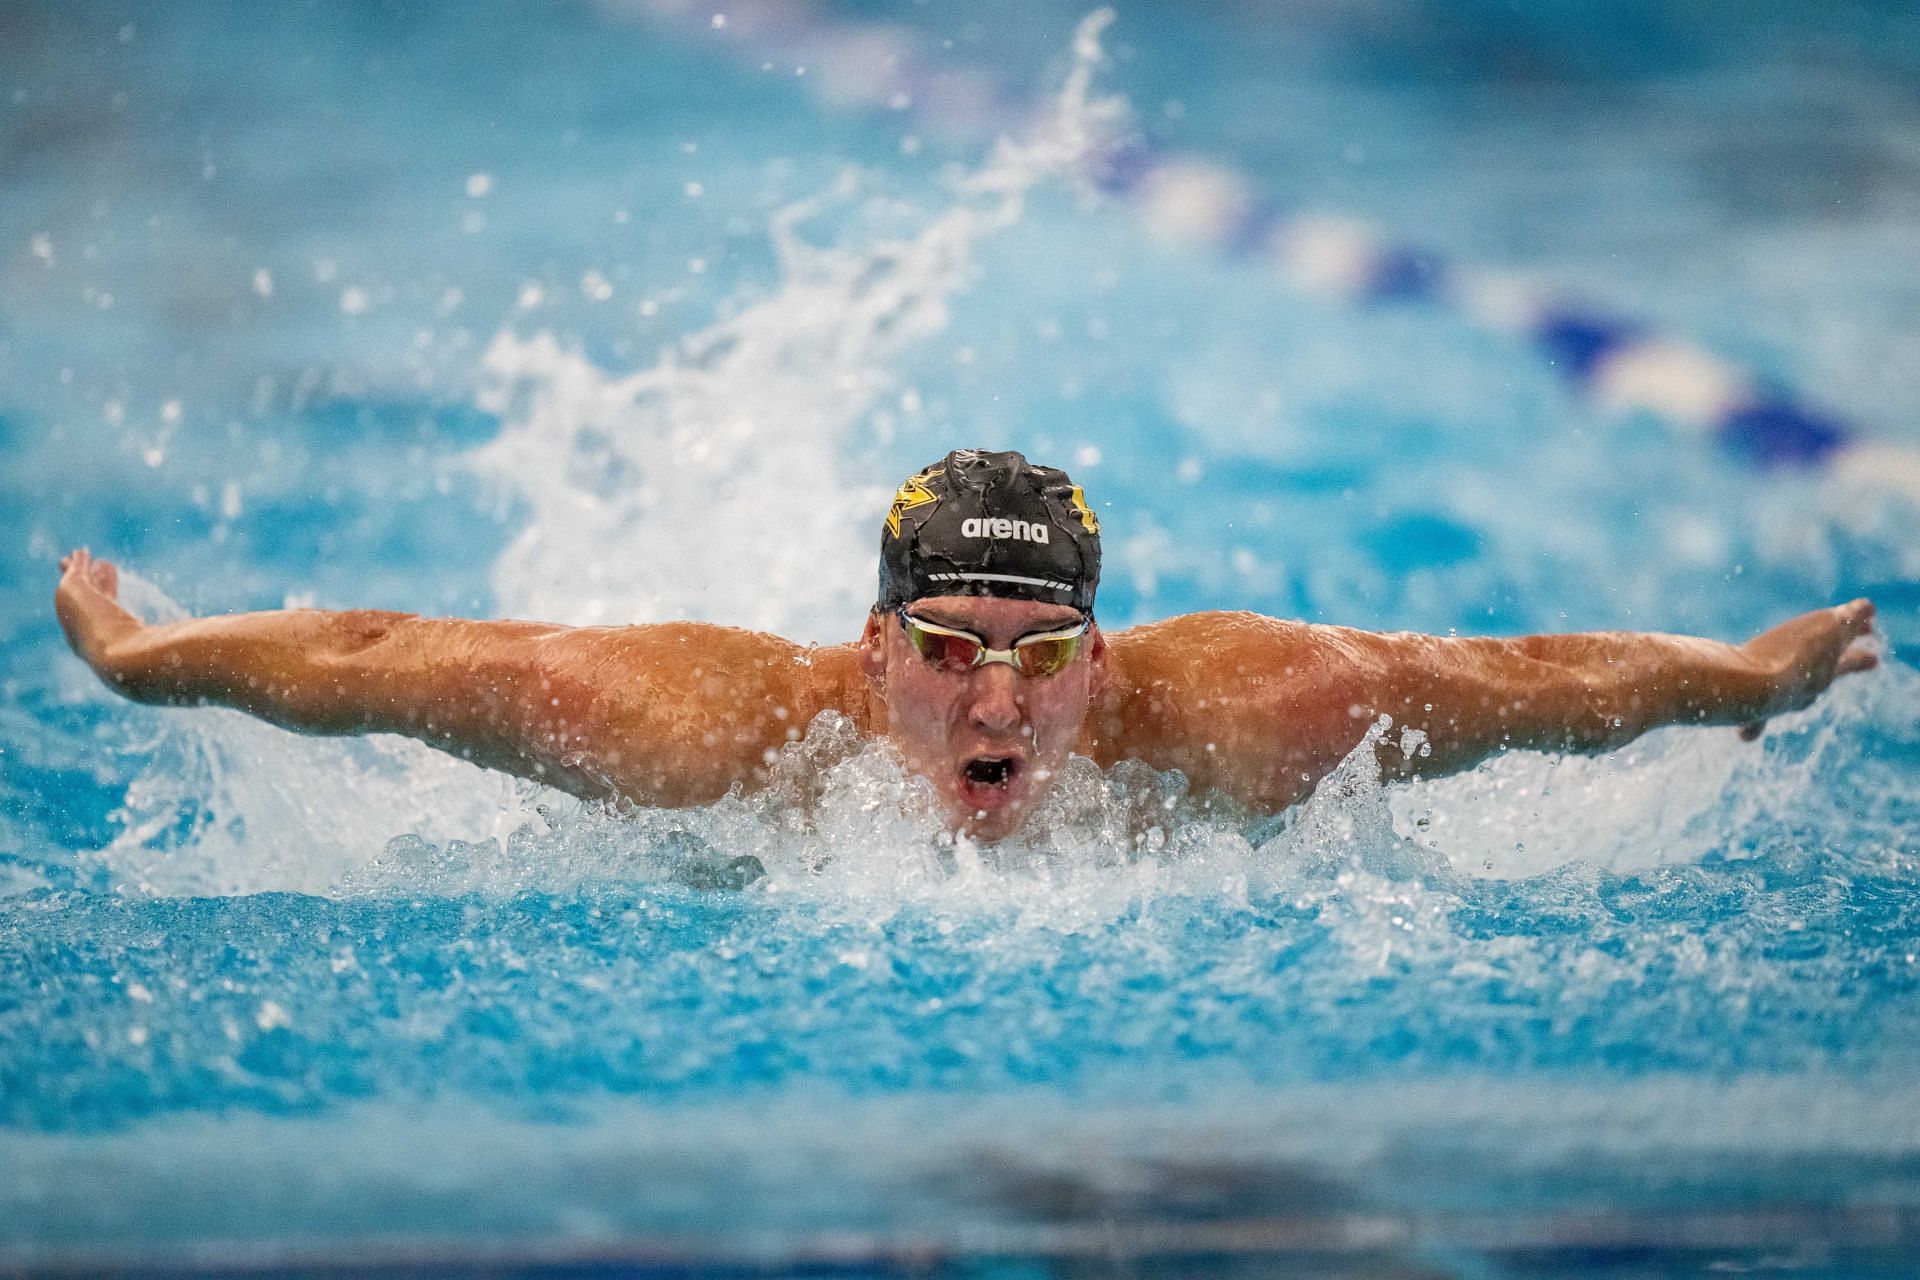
left=967, top=664, right=1024, bottom=735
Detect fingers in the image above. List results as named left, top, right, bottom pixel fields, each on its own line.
left=60, top=548, right=98, bottom=580
left=1836, top=597, right=1876, bottom=637
left=57, top=548, right=119, bottom=599
left=1837, top=642, right=1879, bottom=676
left=1832, top=600, right=1878, bottom=679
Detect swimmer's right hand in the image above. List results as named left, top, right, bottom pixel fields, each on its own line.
left=55, top=549, right=144, bottom=689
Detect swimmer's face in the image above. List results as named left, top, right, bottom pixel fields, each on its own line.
left=860, top=595, right=1106, bottom=841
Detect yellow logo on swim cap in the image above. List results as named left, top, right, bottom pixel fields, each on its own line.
left=884, top=466, right=943, bottom=538
left=1068, top=485, right=1100, bottom=535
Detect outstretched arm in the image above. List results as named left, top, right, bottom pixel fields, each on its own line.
left=54, top=550, right=862, bottom=806
left=1362, top=600, right=1878, bottom=776
left=1095, top=601, right=1878, bottom=812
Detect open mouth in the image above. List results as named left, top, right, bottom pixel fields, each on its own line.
left=959, top=755, right=1021, bottom=810
left=965, top=757, right=1014, bottom=787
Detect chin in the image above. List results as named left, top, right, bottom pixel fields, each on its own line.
left=941, top=786, right=1031, bottom=842
left=955, top=809, right=1027, bottom=843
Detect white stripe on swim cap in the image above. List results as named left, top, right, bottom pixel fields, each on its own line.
left=927, top=571, right=1075, bottom=591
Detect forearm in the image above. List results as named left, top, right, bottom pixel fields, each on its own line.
left=1379, top=628, right=1784, bottom=781
left=1487, top=631, right=1773, bottom=748
left=98, top=607, right=654, bottom=798
left=97, top=609, right=552, bottom=738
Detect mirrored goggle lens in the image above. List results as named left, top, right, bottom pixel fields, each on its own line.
left=907, top=626, right=983, bottom=672
left=1012, top=634, right=1082, bottom=676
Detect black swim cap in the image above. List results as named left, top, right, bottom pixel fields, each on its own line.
left=878, top=449, right=1101, bottom=613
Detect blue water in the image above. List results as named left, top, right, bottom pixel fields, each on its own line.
left=4, top=1, right=1920, bottom=1274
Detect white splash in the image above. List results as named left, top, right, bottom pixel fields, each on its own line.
left=470, top=9, right=1124, bottom=643
left=86, top=574, right=538, bottom=897
left=1389, top=651, right=1907, bottom=880
left=333, top=707, right=1274, bottom=932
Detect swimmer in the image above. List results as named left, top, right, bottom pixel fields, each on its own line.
left=56, top=449, right=1879, bottom=840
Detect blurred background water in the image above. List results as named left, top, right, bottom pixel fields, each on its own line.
left=2, top=0, right=1919, bottom=1273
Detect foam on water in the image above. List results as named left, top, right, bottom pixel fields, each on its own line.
left=1396, top=650, right=1913, bottom=880
left=68, top=573, right=525, bottom=897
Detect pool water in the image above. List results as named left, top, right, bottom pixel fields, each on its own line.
left=4, top=0, right=1920, bottom=1273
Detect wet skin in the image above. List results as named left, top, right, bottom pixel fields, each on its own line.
left=56, top=549, right=1880, bottom=837
left=857, top=596, right=1106, bottom=841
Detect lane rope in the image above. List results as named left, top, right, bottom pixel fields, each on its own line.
left=617, top=0, right=1920, bottom=500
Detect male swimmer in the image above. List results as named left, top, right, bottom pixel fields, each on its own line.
left=56, top=449, right=1878, bottom=841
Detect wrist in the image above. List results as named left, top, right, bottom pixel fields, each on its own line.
left=1737, top=641, right=1802, bottom=720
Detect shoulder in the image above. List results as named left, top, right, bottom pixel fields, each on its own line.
left=1087, top=613, right=1390, bottom=762
left=1102, top=611, right=1366, bottom=684
left=576, top=623, right=870, bottom=726
left=1090, top=612, right=1318, bottom=739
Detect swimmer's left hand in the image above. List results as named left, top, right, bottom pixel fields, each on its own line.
left=1737, top=597, right=1879, bottom=741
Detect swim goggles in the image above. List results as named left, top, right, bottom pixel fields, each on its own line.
left=896, top=608, right=1090, bottom=677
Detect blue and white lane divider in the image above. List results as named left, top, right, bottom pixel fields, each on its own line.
left=619, top=0, right=1920, bottom=501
